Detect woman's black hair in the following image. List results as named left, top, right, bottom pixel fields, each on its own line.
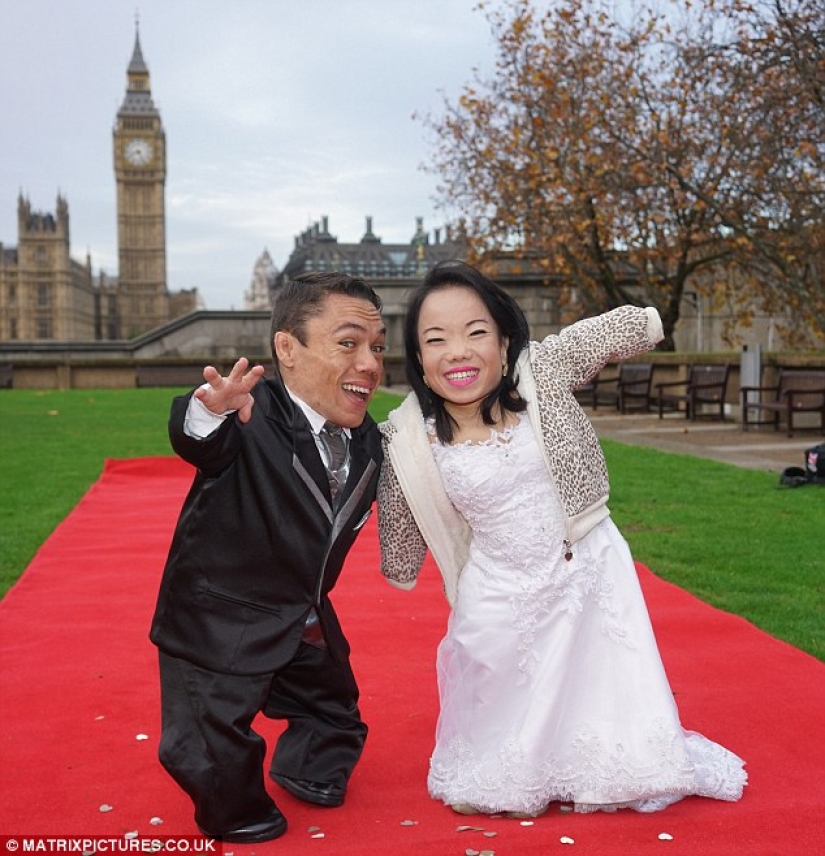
left=404, top=260, right=530, bottom=443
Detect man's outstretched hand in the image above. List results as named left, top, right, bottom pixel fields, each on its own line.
left=194, top=357, right=266, bottom=424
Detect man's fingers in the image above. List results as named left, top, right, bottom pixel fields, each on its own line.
left=198, top=360, right=263, bottom=414
left=228, top=357, right=250, bottom=383
left=241, top=364, right=266, bottom=390
left=237, top=398, right=255, bottom=424
left=202, top=365, right=220, bottom=386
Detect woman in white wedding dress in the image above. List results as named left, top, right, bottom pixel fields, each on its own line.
left=377, top=261, right=746, bottom=817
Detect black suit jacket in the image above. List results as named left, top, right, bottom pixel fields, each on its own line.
left=150, top=375, right=382, bottom=675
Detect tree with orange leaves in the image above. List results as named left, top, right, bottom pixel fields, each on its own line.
left=421, top=0, right=823, bottom=350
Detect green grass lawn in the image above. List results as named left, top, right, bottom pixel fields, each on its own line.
left=0, top=387, right=400, bottom=595
left=602, top=440, right=823, bottom=661
left=1, top=387, right=821, bottom=661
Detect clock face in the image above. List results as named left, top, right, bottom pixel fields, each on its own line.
left=125, top=138, right=153, bottom=166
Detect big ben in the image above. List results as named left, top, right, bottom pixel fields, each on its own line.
left=113, top=25, right=169, bottom=337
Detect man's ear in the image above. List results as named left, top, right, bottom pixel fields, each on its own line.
left=274, top=331, right=296, bottom=368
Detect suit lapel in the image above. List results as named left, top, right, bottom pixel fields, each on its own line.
left=291, top=413, right=379, bottom=523
left=290, top=416, right=335, bottom=520
left=336, top=425, right=370, bottom=504
left=263, top=376, right=378, bottom=523
left=335, top=458, right=377, bottom=524
left=292, top=452, right=333, bottom=523
left=327, top=434, right=378, bottom=528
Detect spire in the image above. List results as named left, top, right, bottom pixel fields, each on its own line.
left=119, top=17, right=159, bottom=117
left=361, top=216, right=381, bottom=244
left=128, top=16, right=148, bottom=75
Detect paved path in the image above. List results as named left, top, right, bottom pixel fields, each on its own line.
left=586, top=408, right=821, bottom=474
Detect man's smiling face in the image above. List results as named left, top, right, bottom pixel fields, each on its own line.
left=274, top=293, right=386, bottom=428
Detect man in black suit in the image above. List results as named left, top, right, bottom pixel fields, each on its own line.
left=150, top=272, right=386, bottom=843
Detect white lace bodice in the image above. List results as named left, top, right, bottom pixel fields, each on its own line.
left=430, top=415, right=565, bottom=573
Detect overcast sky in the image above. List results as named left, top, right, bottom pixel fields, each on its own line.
left=0, top=1, right=498, bottom=309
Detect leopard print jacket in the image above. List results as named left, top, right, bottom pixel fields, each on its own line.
left=377, top=305, right=663, bottom=605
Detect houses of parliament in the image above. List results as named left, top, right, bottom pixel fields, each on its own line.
left=0, top=24, right=514, bottom=390
left=0, top=29, right=198, bottom=343
left=0, top=26, right=472, bottom=354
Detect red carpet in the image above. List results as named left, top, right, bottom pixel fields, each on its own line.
left=1, top=457, right=823, bottom=855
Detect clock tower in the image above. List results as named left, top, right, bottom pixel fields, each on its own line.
left=113, top=24, right=168, bottom=337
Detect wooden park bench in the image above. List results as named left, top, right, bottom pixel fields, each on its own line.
left=740, top=368, right=825, bottom=437
left=579, top=363, right=654, bottom=413
left=656, top=363, right=731, bottom=421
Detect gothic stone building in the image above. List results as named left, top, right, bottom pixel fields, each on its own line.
left=0, top=27, right=197, bottom=344
left=275, top=215, right=562, bottom=363
left=0, top=196, right=97, bottom=340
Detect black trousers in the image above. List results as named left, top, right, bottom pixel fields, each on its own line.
left=157, top=644, right=368, bottom=834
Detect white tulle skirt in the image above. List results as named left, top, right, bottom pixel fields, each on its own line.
left=427, top=518, right=747, bottom=815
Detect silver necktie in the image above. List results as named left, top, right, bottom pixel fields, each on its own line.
left=320, top=421, right=349, bottom=500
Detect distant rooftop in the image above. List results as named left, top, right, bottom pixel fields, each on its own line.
left=279, top=215, right=464, bottom=282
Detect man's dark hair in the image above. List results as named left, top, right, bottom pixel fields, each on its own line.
left=270, top=271, right=382, bottom=363
left=404, top=260, right=530, bottom=443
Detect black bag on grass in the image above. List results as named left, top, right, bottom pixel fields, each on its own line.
left=779, top=443, right=825, bottom=487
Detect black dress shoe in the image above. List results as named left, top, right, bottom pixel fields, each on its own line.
left=271, top=773, right=345, bottom=807
left=199, top=806, right=287, bottom=843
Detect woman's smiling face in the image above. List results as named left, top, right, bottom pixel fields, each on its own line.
left=416, top=285, right=508, bottom=413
